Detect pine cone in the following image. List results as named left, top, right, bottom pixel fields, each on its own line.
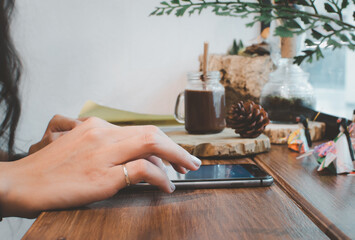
left=227, top=101, right=270, bottom=138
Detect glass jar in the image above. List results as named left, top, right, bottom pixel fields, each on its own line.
left=260, top=58, right=316, bottom=123
left=174, top=71, right=226, bottom=134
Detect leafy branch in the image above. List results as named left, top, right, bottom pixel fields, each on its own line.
left=151, top=0, right=355, bottom=65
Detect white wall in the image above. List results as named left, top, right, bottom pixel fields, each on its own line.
left=11, top=0, right=258, bottom=151
left=4, top=1, right=257, bottom=238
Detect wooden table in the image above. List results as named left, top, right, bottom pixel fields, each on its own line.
left=254, top=145, right=355, bottom=239
left=23, top=147, right=354, bottom=239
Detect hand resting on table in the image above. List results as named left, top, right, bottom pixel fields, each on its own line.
left=0, top=117, right=201, bottom=218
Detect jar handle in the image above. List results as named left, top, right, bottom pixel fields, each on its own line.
left=174, top=92, right=185, bottom=124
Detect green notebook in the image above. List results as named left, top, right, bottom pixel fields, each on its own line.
left=79, top=100, right=180, bottom=126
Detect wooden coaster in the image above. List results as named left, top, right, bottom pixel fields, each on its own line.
left=162, top=126, right=270, bottom=158
left=263, top=121, right=326, bottom=144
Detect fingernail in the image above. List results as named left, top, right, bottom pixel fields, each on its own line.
left=169, top=181, right=176, bottom=192
left=191, top=155, right=201, bottom=168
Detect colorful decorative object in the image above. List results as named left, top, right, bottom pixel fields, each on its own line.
left=287, top=115, right=311, bottom=153
left=349, top=110, right=355, bottom=139
left=298, top=117, right=355, bottom=174
left=226, top=101, right=270, bottom=138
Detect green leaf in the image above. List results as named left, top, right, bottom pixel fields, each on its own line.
left=246, top=22, right=255, bottom=27
left=258, top=12, right=272, bottom=23
left=315, top=46, right=324, bottom=60
left=341, top=0, right=349, bottom=9
left=327, top=39, right=342, bottom=49
left=306, top=55, right=313, bottom=63
left=171, top=0, right=180, bottom=4
left=311, top=29, right=323, bottom=40
left=323, top=23, right=334, bottom=32
left=348, top=44, right=355, bottom=51
left=239, top=40, right=244, bottom=49
left=300, top=16, right=310, bottom=24
left=351, top=33, right=355, bottom=41
left=303, top=50, right=314, bottom=56
left=150, top=8, right=159, bottom=16
left=175, top=5, right=189, bottom=16
left=275, top=26, right=293, bottom=37
left=305, top=39, right=315, bottom=46
left=285, top=19, right=301, bottom=29
left=166, top=8, right=174, bottom=15
left=324, top=3, right=336, bottom=13
left=212, top=6, right=232, bottom=16
left=338, top=33, right=349, bottom=42
left=297, top=0, right=310, bottom=6
left=160, top=1, right=170, bottom=6
left=156, top=9, right=165, bottom=16
left=293, top=55, right=307, bottom=65
left=229, top=39, right=239, bottom=55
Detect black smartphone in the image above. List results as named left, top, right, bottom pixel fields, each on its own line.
left=132, top=164, right=273, bottom=190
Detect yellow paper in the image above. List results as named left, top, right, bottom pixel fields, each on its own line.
left=79, top=100, right=180, bottom=126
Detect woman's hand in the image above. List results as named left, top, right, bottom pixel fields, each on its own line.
left=28, top=115, right=83, bottom=155
left=0, top=117, right=201, bottom=218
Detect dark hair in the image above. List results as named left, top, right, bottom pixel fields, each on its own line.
left=0, top=0, right=21, bottom=158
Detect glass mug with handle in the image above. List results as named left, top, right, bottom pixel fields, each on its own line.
left=174, top=71, right=226, bottom=134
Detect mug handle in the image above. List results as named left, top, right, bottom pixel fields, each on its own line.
left=174, top=92, right=185, bottom=124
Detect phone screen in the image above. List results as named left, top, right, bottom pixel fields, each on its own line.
left=168, top=164, right=270, bottom=182
left=131, top=164, right=273, bottom=190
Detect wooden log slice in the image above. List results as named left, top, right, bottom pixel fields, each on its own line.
left=162, top=126, right=270, bottom=158
left=263, top=121, right=326, bottom=144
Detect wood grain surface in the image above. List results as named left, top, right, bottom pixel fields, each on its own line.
left=22, top=159, right=326, bottom=240
left=162, top=126, right=270, bottom=157
left=254, top=145, right=355, bottom=239
left=263, top=121, right=326, bottom=144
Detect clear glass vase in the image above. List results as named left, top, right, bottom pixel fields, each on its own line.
left=260, top=58, right=316, bottom=123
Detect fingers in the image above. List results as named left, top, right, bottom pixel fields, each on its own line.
left=109, top=159, right=175, bottom=193
left=90, top=125, right=165, bottom=143
left=76, top=122, right=165, bottom=144
left=29, top=132, right=67, bottom=154
left=77, top=117, right=90, bottom=122
left=71, top=122, right=201, bottom=172
left=146, top=156, right=168, bottom=173
left=73, top=117, right=117, bottom=134
left=106, top=129, right=201, bottom=171
left=146, top=156, right=189, bottom=174
left=47, top=115, right=82, bottom=132
left=170, top=162, right=188, bottom=174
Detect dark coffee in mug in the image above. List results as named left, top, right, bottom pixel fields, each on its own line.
left=184, top=89, right=226, bottom=134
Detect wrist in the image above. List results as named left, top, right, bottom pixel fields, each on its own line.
left=0, top=159, right=41, bottom=218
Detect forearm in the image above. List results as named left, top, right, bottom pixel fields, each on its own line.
left=0, top=161, right=11, bottom=219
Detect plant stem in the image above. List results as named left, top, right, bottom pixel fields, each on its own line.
left=157, top=1, right=354, bottom=29
left=310, top=0, right=318, bottom=14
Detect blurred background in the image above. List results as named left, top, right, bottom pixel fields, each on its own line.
left=1, top=0, right=354, bottom=238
